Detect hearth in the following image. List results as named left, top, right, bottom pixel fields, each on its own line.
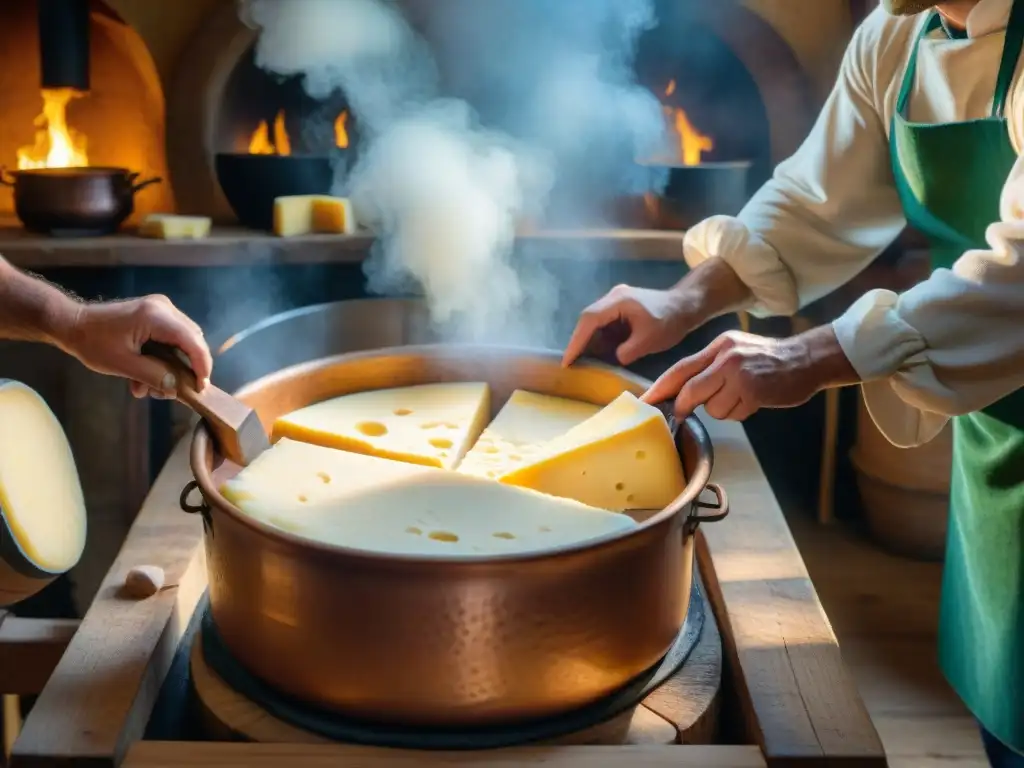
left=0, top=0, right=172, bottom=224
left=146, top=582, right=711, bottom=748
left=166, top=0, right=821, bottom=230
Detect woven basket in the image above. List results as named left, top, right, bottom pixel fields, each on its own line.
left=852, top=393, right=951, bottom=561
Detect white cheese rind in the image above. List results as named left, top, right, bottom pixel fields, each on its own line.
left=222, top=439, right=636, bottom=556
left=0, top=381, right=87, bottom=575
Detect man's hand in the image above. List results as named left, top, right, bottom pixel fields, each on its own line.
left=55, top=295, right=213, bottom=400
left=562, top=285, right=691, bottom=368
left=642, top=326, right=860, bottom=421
left=561, top=259, right=753, bottom=368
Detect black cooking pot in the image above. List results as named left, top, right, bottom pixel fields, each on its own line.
left=215, top=154, right=336, bottom=232
left=0, top=166, right=162, bottom=237
left=616, top=161, right=753, bottom=230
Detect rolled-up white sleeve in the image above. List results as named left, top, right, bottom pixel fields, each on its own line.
left=683, top=10, right=906, bottom=317
left=833, top=153, right=1024, bottom=447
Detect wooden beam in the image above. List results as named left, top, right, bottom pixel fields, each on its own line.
left=122, top=743, right=767, bottom=768
left=696, top=415, right=887, bottom=767
left=0, top=617, right=79, bottom=696
left=11, top=438, right=207, bottom=768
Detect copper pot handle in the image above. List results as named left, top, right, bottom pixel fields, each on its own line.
left=130, top=176, right=163, bottom=194
left=180, top=480, right=214, bottom=537
left=692, top=482, right=728, bottom=524
left=0, top=167, right=14, bottom=187
left=683, top=482, right=729, bottom=536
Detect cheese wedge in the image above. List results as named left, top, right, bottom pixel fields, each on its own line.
left=138, top=214, right=212, bottom=239
left=273, top=195, right=357, bottom=236
left=458, top=390, right=601, bottom=479
left=0, top=381, right=87, bottom=575
left=498, top=392, right=685, bottom=511
left=222, top=438, right=636, bottom=556
left=272, top=383, right=491, bottom=469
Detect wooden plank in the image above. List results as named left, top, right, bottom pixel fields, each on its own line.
left=11, top=438, right=207, bottom=768
left=642, top=572, right=722, bottom=744
left=0, top=618, right=79, bottom=696
left=0, top=219, right=686, bottom=270
left=697, top=415, right=887, bottom=767
left=122, top=742, right=767, bottom=768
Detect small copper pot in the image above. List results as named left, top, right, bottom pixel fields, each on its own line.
left=0, top=166, right=161, bottom=236
left=182, top=342, right=729, bottom=727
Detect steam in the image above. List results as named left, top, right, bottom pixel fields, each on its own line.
left=243, top=0, right=664, bottom=346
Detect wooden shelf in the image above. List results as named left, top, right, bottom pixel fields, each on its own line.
left=0, top=218, right=686, bottom=270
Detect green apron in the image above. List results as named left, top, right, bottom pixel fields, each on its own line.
left=891, top=5, right=1024, bottom=752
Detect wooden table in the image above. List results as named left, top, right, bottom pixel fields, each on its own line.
left=7, top=414, right=886, bottom=768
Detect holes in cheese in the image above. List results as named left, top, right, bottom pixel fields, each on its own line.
left=496, top=392, right=685, bottom=512
left=272, top=383, right=490, bottom=470
left=221, top=439, right=636, bottom=556
left=0, top=381, right=87, bottom=582
left=273, top=195, right=357, bottom=236
left=457, top=390, right=601, bottom=478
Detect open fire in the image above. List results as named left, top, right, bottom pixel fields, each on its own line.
left=248, top=109, right=350, bottom=155
left=16, top=88, right=89, bottom=169
left=662, top=80, right=713, bottom=167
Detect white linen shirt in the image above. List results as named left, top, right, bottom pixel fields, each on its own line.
left=682, top=0, right=1024, bottom=447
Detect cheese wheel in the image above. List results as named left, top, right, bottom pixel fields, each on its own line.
left=498, top=392, right=685, bottom=511
left=138, top=214, right=212, bottom=239
left=273, top=195, right=356, bottom=236
left=272, top=383, right=490, bottom=470
left=222, top=439, right=636, bottom=556
left=458, top=390, right=601, bottom=479
left=0, top=381, right=87, bottom=605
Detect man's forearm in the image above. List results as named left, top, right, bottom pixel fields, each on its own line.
left=0, top=257, right=80, bottom=349
left=670, top=257, right=754, bottom=323
left=799, top=323, right=862, bottom=391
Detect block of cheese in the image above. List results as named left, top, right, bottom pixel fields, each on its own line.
left=457, top=390, right=601, bottom=479
left=273, top=195, right=356, bottom=236
left=272, top=383, right=490, bottom=469
left=222, top=438, right=636, bottom=556
left=498, top=392, right=685, bottom=511
left=0, top=381, right=87, bottom=586
left=138, top=214, right=212, bottom=239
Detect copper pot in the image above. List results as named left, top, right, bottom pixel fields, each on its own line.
left=0, top=166, right=161, bottom=236
left=183, top=341, right=727, bottom=727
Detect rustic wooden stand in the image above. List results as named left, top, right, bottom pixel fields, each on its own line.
left=7, top=417, right=888, bottom=768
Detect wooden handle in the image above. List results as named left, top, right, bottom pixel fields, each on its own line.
left=141, top=341, right=201, bottom=399
left=141, top=341, right=268, bottom=466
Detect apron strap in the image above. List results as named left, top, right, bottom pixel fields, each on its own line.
left=896, top=13, right=944, bottom=119
left=897, top=0, right=1024, bottom=120
left=993, top=0, right=1024, bottom=118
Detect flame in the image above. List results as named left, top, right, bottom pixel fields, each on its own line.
left=335, top=111, right=350, bottom=149
left=659, top=81, right=713, bottom=166
left=16, top=88, right=89, bottom=169
left=673, top=108, right=713, bottom=166
left=248, top=109, right=351, bottom=155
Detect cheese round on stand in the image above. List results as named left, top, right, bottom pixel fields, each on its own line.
left=272, top=383, right=490, bottom=470
left=222, top=439, right=636, bottom=556
left=0, top=380, right=87, bottom=605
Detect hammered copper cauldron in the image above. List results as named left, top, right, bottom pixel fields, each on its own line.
left=181, top=303, right=728, bottom=728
